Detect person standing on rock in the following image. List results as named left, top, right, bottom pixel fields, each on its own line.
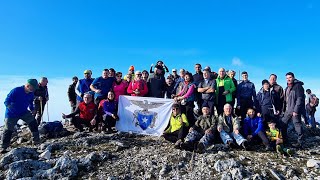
left=75, top=70, right=94, bottom=105
left=193, top=63, right=204, bottom=115
left=62, top=93, right=97, bottom=132
left=197, top=69, right=216, bottom=116
left=147, top=65, right=166, bottom=98
left=33, top=77, right=49, bottom=125
left=1, top=79, right=41, bottom=154
left=217, top=104, right=248, bottom=149
left=162, top=104, right=189, bottom=148
left=90, top=69, right=115, bottom=105
left=281, top=72, right=305, bottom=147
left=228, top=70, right=238, bottom=109
left=180, top=105, right=218, bottom=153
left=68, top=76, right=78, bottom=113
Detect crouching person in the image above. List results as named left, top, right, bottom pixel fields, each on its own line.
left=1, top=79, right=41, bottom=154
left=162, top=104, right=189, bottom=148
left=181, top=105, right=218, bottom=153
left=62, top=93, right=97, bottom=132
left=99, top=91, right=119, bottom=133
left=266, top=120, right=293, bottom=156
left=243, top=108, right=271, bottom=151
left=217, top=104, right=248, bottom=149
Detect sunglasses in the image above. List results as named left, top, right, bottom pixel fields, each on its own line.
left=137, top=74, right=142, bottom=76
left=172, top=108, right=179, bottom=110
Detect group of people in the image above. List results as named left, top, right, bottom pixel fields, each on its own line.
left=1, top=60, right=318, bottom=155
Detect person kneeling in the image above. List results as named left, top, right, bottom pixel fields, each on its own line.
left=62, top=93, right=97, bottom=132
left=181, top=105, right=218, bottom=153
left=217, top=104, right=248, bottom=149
left=99, top=91, right=119, bottom=133
left=162, top=104, right=189, bottom=148
left=243, top=108, right=271, bottom=151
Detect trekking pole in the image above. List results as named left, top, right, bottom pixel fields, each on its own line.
left=40, top=99, right=43, bottom=125
left=47, top=101, right=50, bottom=122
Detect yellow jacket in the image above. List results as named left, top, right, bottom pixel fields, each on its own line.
left=266, top=128, right=282, bottom=141
left=165, top=113, right=189, bottom=133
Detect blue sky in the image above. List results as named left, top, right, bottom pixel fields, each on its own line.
left=0, top=1, right=319, bottom=124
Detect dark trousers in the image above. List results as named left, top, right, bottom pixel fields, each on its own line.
left=71, top=116, right=95, bottom=132
left=248, top=131, right=270, bottom=147
left=163, top=125, right=188, bottom=143
left=180, top=101, right=196, bottom=127
left=202, top=100, right=215, bottom=116
left=34, top=101, right=46, bottom=125
left=238, top=98, right=254, bottom=120
left=1, top=112, right=40, bottom=148
left=281, top=113, right=303, bottom=143
left=102, top=114, right=117, bottom=131
left=217, top=87, right=226, bottom=116
left=195, top=91, right=203, bottom=114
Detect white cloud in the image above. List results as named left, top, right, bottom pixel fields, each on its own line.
left=0, top=76, right=72, bottom=126
left=232, top=57, right=243, bottom=66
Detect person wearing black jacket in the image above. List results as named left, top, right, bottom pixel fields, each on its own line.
left=33, top=77, right=49, bottom=125
left=147, top=66, right=166, bottom=98
left=149, top=60, right=169, bottom=76
left=281, top=72, right=305, bottom=147
left=68, top=76, right=78, bottom=113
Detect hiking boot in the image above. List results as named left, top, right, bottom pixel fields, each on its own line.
left=174, top=139, right=183, bottom=149
left=227, top=140, right=235, bottom=149
left=286, top=149, right=294, bottom=157
left=241, top=141, right=248, bottom=150
left=197, top=142, right=206, bottom=153
left=180, top=141, right=194, bottom=151
left=0, top=147, right=8, bottom=154
left=276, top=145, right=283, bottom=154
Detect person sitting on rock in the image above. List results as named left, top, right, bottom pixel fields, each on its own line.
left=162, top=104, right=189, bottom=148
left=217, top=103, right=248, bottom=149
left=180, top=105, right=218, bottom=153
left=98, top=91, right=119, bottom=133
left=243, top=108, right=271, bottom=151
left=62, top=93, right=97, bottom=132
left=266, top=120, right=293, bottom=156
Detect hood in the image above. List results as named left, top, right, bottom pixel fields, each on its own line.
left=293, top=79, right=304, bottom=86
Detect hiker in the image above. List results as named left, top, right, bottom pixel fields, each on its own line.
left=281, top=72, right=305, bottom=147
left=124, top=65, right=135, bottom=81
left=147, top=65, right=166, bottom=98
left=75, top=70, right=94, bottom=104
left=127, top=71, right=148, bottom=96
left=1, top=79, right=41, bottom=153
left=181, top=105, right=218, bottom=153
left=197, top=69, right=216, bottom=116
left=142, top=70, right=149, bottom=82
left=243, top=108, right=271, bottom=151
left=203, top=66, right=218, bottom=80
left=112, top=72, right=128, bottom=102
left=171, top=69, right=179, bottom=82
left=193, top=63, right=204, bottom=115
left=269, top=74, right=284, bottom=114
left=215, top=68, right=236, bottom=116
left=125, top=74, right=132, bottom=83
left=236, top=71, right=257, bottom=119
left=164, top=76, right=175, bottom=99
left=109, top=68, right=116, bottom=78
left=150, top=60, right=169, bottom=76
left=162, top=104, right=189, bottom=148
left=228, top=70, right=238, bottom=108
left=217, top=104, right=247, bottom=149
left=98, top=91, right=118, bottom=133
left=68, top=76, right=78, bottom=112
left=173, top=72, right=196, bottom=126
left=90, top=69, right=115, bottom=105
left=305, top=89, right=318, bottom=128
left=256, top=79, right=281, bottom=126
left=62, top=93, right=97, bottom=132
left=33, top=77, right=49, bottom=125
left=173, top=68, right=186, bottom=95
left=266, top=120, right=293, bottom=156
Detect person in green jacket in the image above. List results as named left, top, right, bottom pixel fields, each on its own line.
left=215, top=68, right=236, bottom=115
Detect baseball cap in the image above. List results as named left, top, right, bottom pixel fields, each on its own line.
left=172, top=69, right=177, bottom=72
left=84, top=70, right=92, bottom=74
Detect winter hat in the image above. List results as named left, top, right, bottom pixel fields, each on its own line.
left=129, top=65, right=135, bottom=71
left=262, top=79, right=269, bottom=85
left=27, top=79, right=39, bottom=90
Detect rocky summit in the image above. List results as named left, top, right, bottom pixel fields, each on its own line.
left=0, top=124, right=320, bottom=180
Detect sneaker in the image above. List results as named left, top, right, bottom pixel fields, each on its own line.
left=197, top=142, right=206, bottom=153
left=174, top=139, right=183, bottom=149
left=286, top=149, right=294, bottom=157
left=276, top=145, right=283, bottom=154
left=0, top=147, right=8, bottom=154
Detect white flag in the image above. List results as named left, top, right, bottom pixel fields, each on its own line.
left=116, top=95, right=174, bottom=136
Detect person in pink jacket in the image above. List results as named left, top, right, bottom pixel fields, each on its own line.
left=112, top=72, right=128, bottom=101
left=127, top=71, right=148, bottom=96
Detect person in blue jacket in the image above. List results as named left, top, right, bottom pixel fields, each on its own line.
left=243, top=108, right=271, bottom=151
left=1, top=79, right=41, bottom=153
left=75, top=70, right=94, bottom=104
left=90, top=69, right=114, bottom=105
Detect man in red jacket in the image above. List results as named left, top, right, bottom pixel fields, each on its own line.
left=62, top=93, right=97, bottom=132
